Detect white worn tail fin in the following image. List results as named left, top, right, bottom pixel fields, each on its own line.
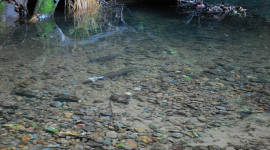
left=88, top=76, right=105, bottom=82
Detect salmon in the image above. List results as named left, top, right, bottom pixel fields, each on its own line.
left=88, top=66, right=139, bottom=82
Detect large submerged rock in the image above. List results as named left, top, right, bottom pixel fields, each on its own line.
left=0, top=2, right=19, bottom=26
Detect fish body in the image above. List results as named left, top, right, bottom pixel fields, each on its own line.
left=88, top=67, right=139, bottom=82
left=89, top=54, right=120, bottom=63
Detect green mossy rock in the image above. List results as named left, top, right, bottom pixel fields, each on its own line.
left=0, top=0, right=5, bottom=14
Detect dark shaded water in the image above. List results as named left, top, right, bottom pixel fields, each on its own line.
left=0, top=1, right=269, bottom=149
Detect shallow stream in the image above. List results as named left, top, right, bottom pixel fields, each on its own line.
left=0, top=1, right=269, bottom=149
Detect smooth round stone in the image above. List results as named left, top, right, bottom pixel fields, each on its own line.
left=60, top=138, right=69, bottom=146
left=75, top=144, right=84, bottom=149
left=197, top=116, right=207, bottom=122
left=16, top=96, right=23, bottom=101
left=123, top=139, right=137, bottom=150
left=50, top=102, right=62, bottom=108
left=171, top=133, right=183, bottom=138
left=125, top=92, right=132, bottom=96
left=216, top=106, right=227, bottom=110
left=71, top=115, right=81, bottom=120
left=106, top=131, right=118, bottom=139
left=103, top=137, right=111, bottom=146
left=134, top=87, right=141, bottom=91
left=225, top=77, right=235, bottom=82
left=159, top=138, right=169, bottom=144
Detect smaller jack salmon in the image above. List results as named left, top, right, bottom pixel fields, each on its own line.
left=89, top=67, right=139, bottom=82
left=89, top=54, right=120, bottom=63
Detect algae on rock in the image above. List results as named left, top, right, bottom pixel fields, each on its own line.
left=31, top=0, right=59, bottom=21
left=0, top=0, right=5, bottom=14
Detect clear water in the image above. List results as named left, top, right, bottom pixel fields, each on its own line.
left=0, top=1, right=269, bottom=149
left=1, top=3, right=269, bottom=94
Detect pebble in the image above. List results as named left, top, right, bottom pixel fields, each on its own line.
left=16, top=96, right=23, bottom=101
left=103, top=137, right=111, bottom=146
left=64, top=113, right=73, bottom=118
left=71, top=115, right=81, bottom=120
left=100, top=112, right=113, bottom=116
left=149, top=124, right=157, bottom=130
left=186, top=132, right=195, bottom=138
left=50, top=102, right=62, bottom=108
left=110, top=94, right=130, bottom=104
left=171, top=133, right=183, bottom=138
left=60, top=138, right=69, bottom=146
left=22, top=136, right=30, bottom=142
left=30, top=135, right=38, bottom=140
left=159, top=138, right=169, bottom=144
left=13, top=88, right=36, bottom=98
left=125, top=92, right=133, bottom=96
left=134, top=87, right=141, bottom=91
left=77, top=124, right=85, bottom=127
left=123, top=139, right=137, bottom=150
left=216, top=106, right=227, bottom=110
left=75, top=143, right=84, bottom=149
left=197, top=116, right=207, bottom=122
left=106, top=131, right=118, bottom=139
left=139, top=136, right=153, bottom=144
left=54, top=94, right=79, bottom=102
left=135, top=127, right=145, bottom=133
left=89, top=134, right=103, bottom=143
left=47, top=144, right=61, bottom=148
left=0, top=120, right=7, bottom=124
left=208, top=66, right=216, bottom=69
left=225, top=77, right=235, bottom=82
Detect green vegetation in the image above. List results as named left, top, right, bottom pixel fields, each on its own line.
left=67, top=0, right=102, bottom=37
left=34, top=0, right=57, bottom=14
left=68, top=10, right=102, bottom=37
left=67, top=0, right=101, bottom=11
left=0, top=0, right=5, bottom=14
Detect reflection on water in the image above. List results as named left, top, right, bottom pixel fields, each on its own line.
left=0, top=1, right=269, bottom=149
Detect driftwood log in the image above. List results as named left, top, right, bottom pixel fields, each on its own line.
left=177, top=0, right=247, bottom=24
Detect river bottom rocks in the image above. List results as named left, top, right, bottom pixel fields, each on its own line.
left=0, top=22, right=269, bottom=150
left=0, top=60, right=269, bottom=150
